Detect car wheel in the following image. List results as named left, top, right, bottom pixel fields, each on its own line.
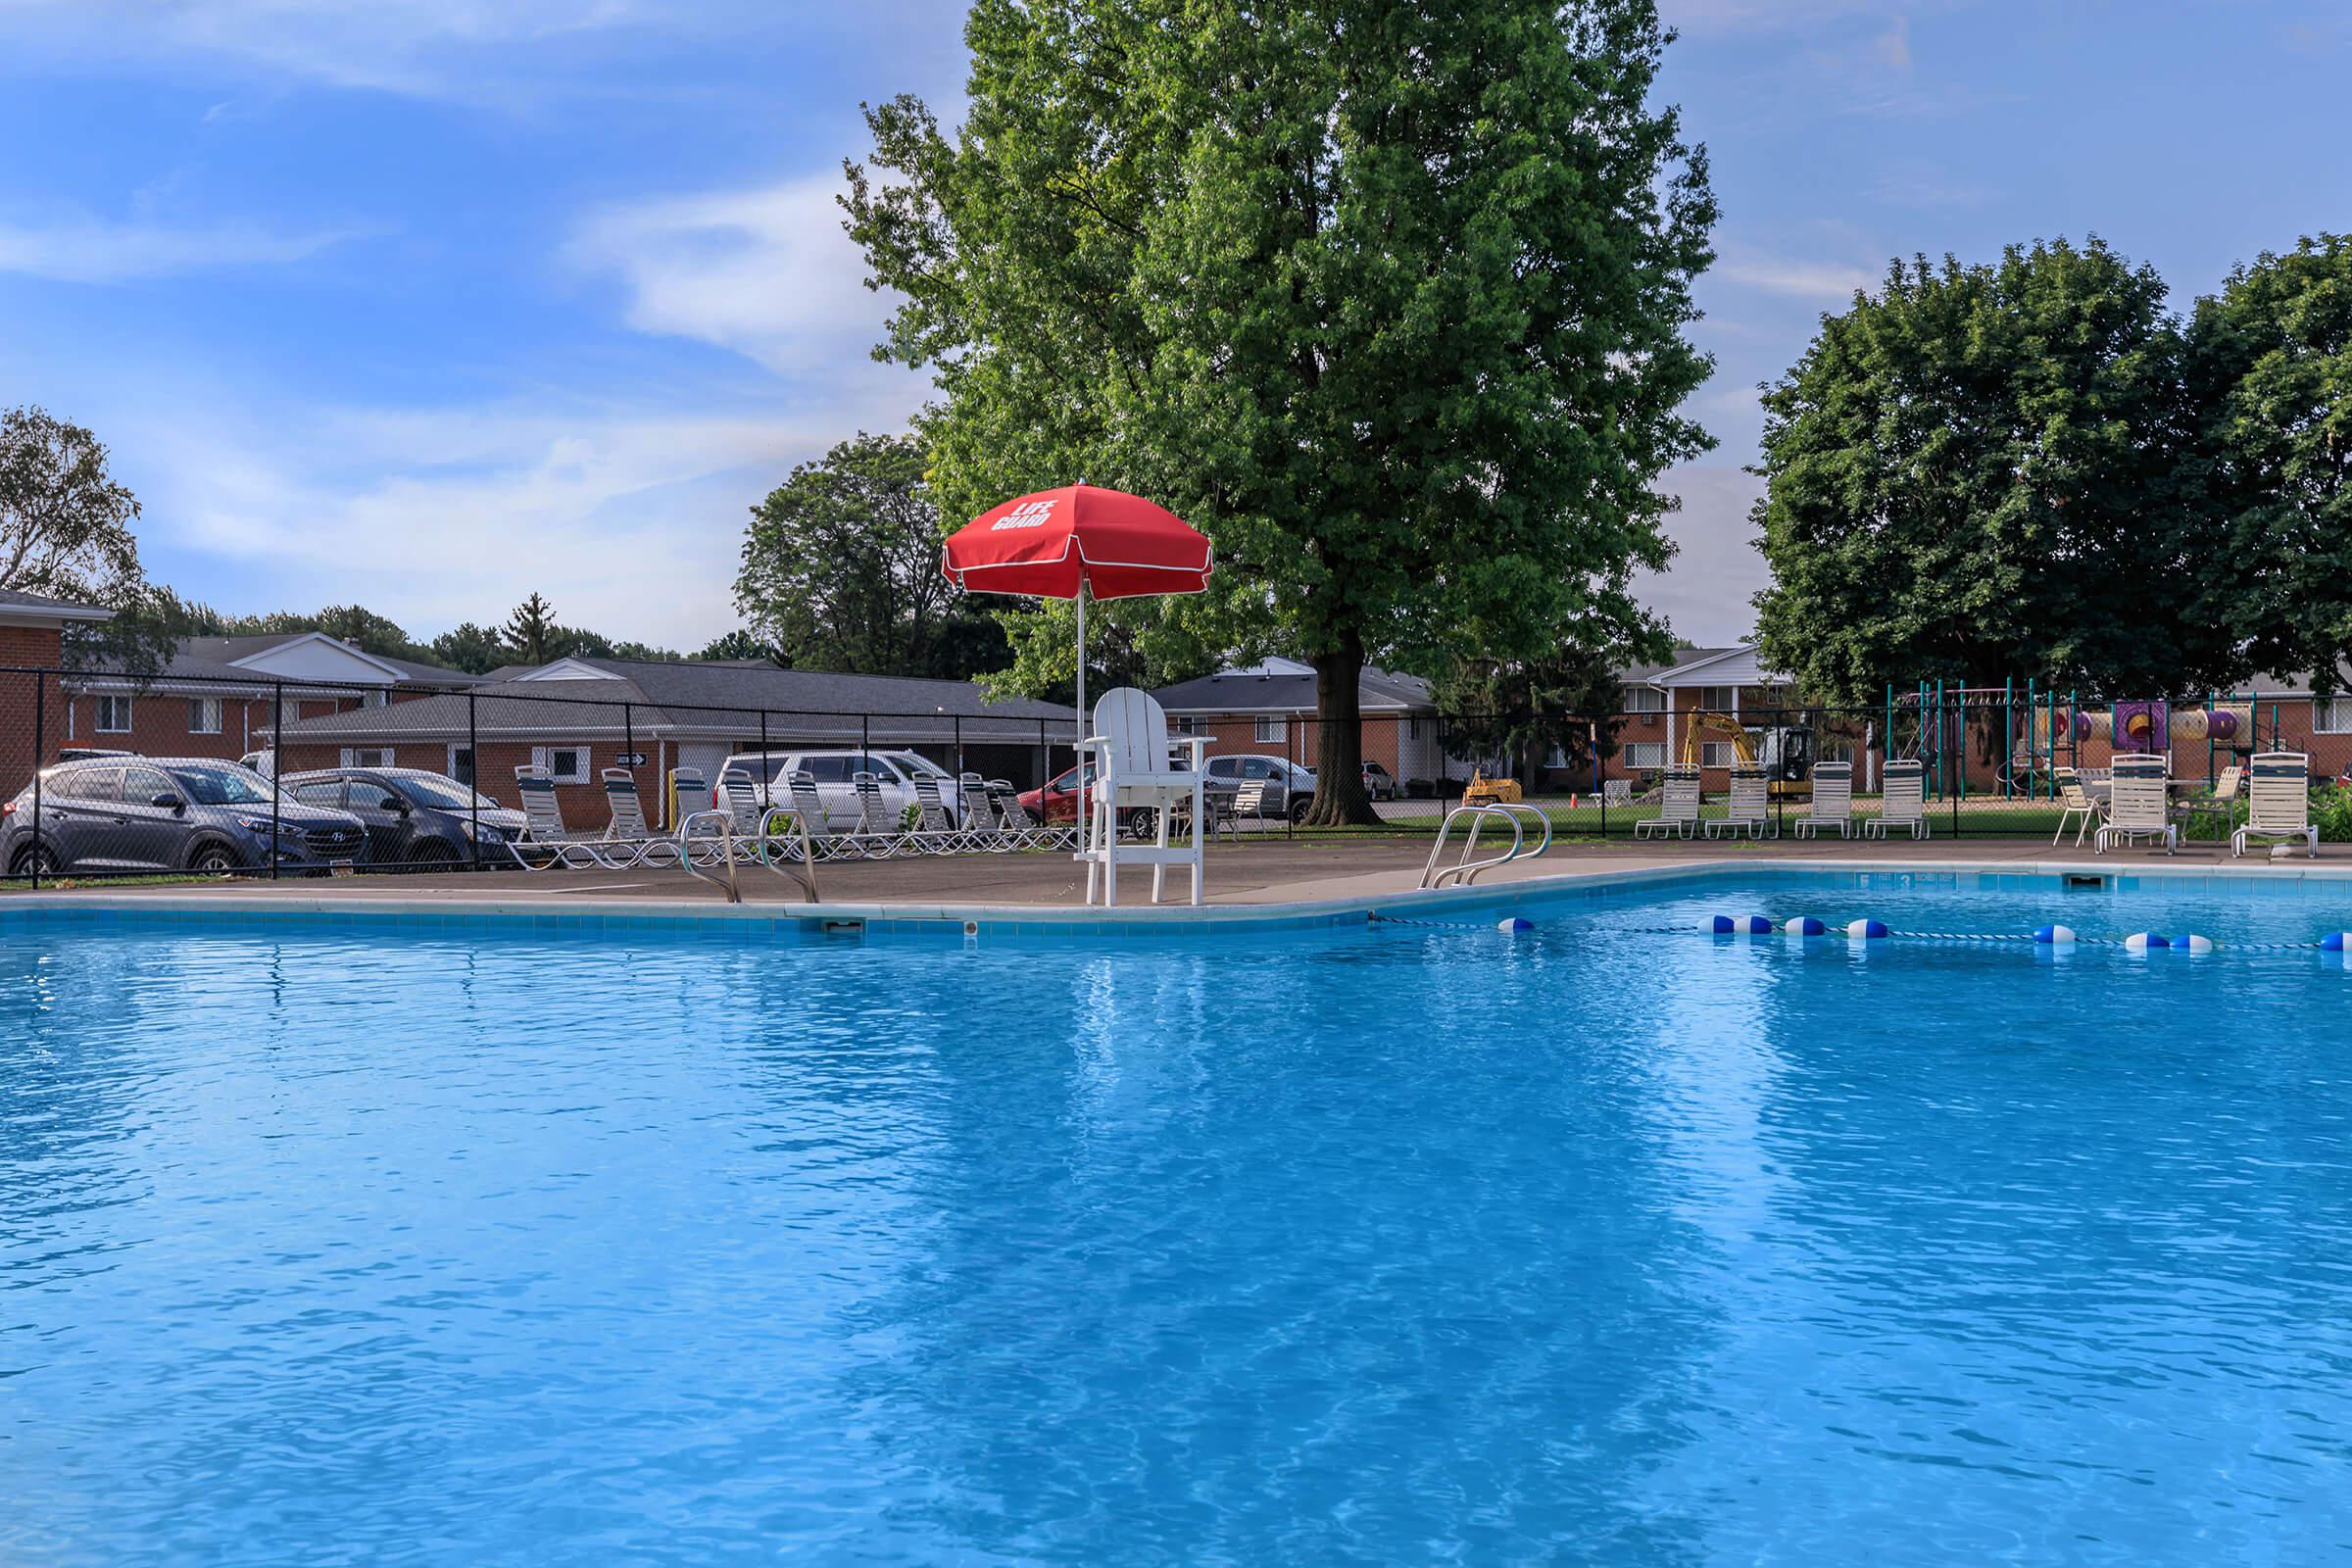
left=1288, top=796, right=1314, bottom=824
left=187, top=842, right=240, bottom=875
left=10, top=843, right=62, bottom=878
left=1125, top=807, right=1159, bottom=841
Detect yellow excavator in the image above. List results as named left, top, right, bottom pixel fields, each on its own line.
left=1679, top=711, right=1815, bottom=798
left=1460, top=768, right=1522, bottom=807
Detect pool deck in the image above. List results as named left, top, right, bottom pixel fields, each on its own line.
left=6, top=833, right=2345, bottom=931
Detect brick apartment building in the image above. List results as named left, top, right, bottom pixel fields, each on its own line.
left=1, top=587, right=114, bottom=797
left=54, top=632, right=485, bottom=764
left=1152, top=659, right=1447, bottom=786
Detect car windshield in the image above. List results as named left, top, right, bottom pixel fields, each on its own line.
left=170, top=765, right=272, bottom=806
left=894, top=754, right=952, bottom=780
left=394, top=773, right=500, bottom=810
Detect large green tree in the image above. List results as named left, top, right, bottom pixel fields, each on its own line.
left=846, top=0, right=1717, bottom=822
left=1751, top=238, right=2230, bottom=705
left=2183, top=233, right=2352, bottom=690
left=734, top=432, right=1008, bottom=679
left=0, top=405, right=179, bottom=669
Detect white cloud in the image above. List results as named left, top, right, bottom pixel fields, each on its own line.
left=0, top=0, right=657, bottom=97
left=567, top=172, right=901, bottom=372
left=1713, top=253, right=1880, bottom=302
left=0, top=214, right=372, bottom=283
left=118, top=392, right=928, bottom=646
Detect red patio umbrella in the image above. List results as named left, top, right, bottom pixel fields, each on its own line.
left=941, top=483, right=1212, bottom=759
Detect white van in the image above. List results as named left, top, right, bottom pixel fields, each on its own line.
left=712, top=749, right=963, bottom=829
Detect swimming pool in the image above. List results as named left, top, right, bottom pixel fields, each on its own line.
left=6, top=869, right=2351, bottom=1564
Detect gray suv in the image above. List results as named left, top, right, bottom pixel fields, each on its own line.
left=1, top=757, right=369, bottom=876
left=281, top=766, right=526, bottom=869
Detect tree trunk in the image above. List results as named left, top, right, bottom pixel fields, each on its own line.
left=1305, top=638, right=1379, bottom=826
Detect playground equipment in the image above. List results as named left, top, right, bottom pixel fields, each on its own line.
left=1677, top=710, right=1815, bottom=795
left=1898, top=679, right=2290, bottom=804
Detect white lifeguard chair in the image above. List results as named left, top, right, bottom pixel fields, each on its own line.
left=1081, top=688, right=1208, bottom=906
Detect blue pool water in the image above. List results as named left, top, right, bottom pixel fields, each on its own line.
left=6, top=873, right=2352, bottom=1565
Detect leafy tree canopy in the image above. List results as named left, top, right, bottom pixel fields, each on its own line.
left=1751, top=237, right=2235, bottom=705
left=0, top=405, right=182, bottom=669
left=847, top=0, right=1717, bottom=820
left=1430, top=614, right=1674, bottom=781
left=2184, top=233, right=2352, bottom=692
left=734, top=431, right=1010, bottom=680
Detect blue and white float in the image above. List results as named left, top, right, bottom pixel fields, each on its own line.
left=1846, top=918, right=1888, bottom=941
left=1784, top=915, right=1827, bottom=937
left=2322, top=932, right=2352, bottom=953
left=1703, top=914, right=1775, bottom=935
left=2126, top=932, right=2213, bottom=955
left=1496, top=916, right=1534, bottom=933
left=2034, top=924, right=2077, bottom=946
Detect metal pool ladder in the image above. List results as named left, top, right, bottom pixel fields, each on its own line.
left=1420, top=803, right=1553, bottom=890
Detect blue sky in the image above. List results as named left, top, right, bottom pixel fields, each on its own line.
left=1, top=1, right=2345, bottom=651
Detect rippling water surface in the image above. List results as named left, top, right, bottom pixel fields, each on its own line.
left=6, top=878, right=2352, bottom=1565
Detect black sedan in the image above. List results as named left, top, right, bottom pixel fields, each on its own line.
left=279, top=767, right=527, bottom=870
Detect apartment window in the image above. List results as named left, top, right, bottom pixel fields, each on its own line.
left=188, top=698, right=222, bottom=735
left=1623, top=741, right=1665, bottom=770
left=1255, top=715, right=1289, bottom=744
left=1172, top=715, right=1201, bottom=735
left=1623, top=686, right=1665, bottom=714
left=533, top=745, right=590, bottom=784
left=448, top=744, right=475, bottom=788
left=1701, top=741, right=1740, bottom=768
left=1698, top=685, right=1739, bottom=713
left=340, top=748, right=396, bottom=768
left=363, top=689, right=391, bottom=708
left=2318, top=698, right=2352, bottom=735
left=95, top=695, right=132, bottom=734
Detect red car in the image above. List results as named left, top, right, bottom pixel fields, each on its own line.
left=1018, top=762, right=1100, bottom=824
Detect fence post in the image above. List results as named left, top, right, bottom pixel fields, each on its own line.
left=270, top=681, right=284, bottom=881
left=623, top=701, right=636, bottom=826
left=955, top=714, right=963, bottom=779
left=30, top=670, right=45, bottom=890
left=467, top=688, right=480, bottom=869
left=860, top=712, right=870, bottom=767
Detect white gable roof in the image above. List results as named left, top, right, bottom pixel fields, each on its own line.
left=226, top=631, right=409, bottom=684
left=511, top=657, right=626, bottom=682
left=1648, top=642, right=1781, bottom=688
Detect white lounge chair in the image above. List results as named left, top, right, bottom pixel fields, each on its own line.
left=1706, top=763, right=1773, bottom=839
left=1082, top=687, right=1207, bottom=906
left=2052, top=765, right=2100, bottom=847
left=1792, top=760, right=1852, bottom=839
left=1601, top=777, right=1634, bottom=806
left=2232, top=752, right=2318, bottom=858
left=2096, top=755, right=2177, bottom=855
left=510, top=765, right=607, bottom=868
left=599, top=767, right=684, bottom=867
left=1635, top=769, right=1699, bottom=840
left=848, top=771, right=905, bottom=858
left=984, top=778, right=1055, bottom=851
left=907, top=775, right=968, bottom=854
left=1865, top=758, right=1929, bottom=839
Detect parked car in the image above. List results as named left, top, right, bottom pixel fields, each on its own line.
left=712, top=749, right=963, bottom=829
left=1203, top=754, right=1318, bottom=823
left=1360, top=760, right=1397, bottom=801
left=1, top=757, right=368, bottom=876
left=280, top=766, right=527, bottom=868
left=1019, top=761, right=1100, bottom=826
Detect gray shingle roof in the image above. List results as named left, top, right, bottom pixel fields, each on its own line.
left=0, top=587, right=112, bottom=619
left=271, top=660, right=1077, bottom=747
left=1152, top=664, right=1433, bottom=714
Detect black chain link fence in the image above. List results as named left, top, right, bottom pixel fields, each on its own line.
left=3, top=667, right=2339, bottom=885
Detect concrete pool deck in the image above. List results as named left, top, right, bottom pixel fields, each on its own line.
left=5, top=833, right=2345, bottom=926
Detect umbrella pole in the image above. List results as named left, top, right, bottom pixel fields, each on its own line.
left=1075, top=582, right=1088, bottom=860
